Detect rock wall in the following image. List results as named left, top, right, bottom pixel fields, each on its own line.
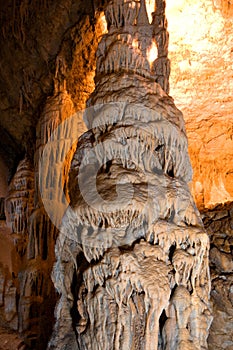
left=202, top=203, right=233, bottom=350
left=0, top=156, right=8, bottom=198
left=166, top=0, right=233, bottom=209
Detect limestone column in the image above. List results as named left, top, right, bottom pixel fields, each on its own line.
left=49, top=1, right=212, bottom=349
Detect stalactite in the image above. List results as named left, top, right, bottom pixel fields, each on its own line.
left=34, top=89, right=87, bottom=229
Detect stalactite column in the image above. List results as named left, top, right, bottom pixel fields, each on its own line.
left=49, top=1, right=212, bottom=349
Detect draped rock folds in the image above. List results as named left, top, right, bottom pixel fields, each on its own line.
left=50, top=1, right=212, bottom=349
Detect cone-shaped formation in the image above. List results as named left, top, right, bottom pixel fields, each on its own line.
left=49, top=1, right=212, bottom=349
left=5, top=158, right=34, bottom=256
left=95, top=0, right=170, bottom=92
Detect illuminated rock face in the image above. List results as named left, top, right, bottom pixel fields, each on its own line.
left=50, top=1, right=212, bottom=349
left=166, top=0, right=233, bottom=209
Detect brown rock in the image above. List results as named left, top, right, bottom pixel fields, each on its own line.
left=210, top=247, right=233, bottom=273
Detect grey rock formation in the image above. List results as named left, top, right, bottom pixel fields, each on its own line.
left=49, top=1, right=212, bottom=349
left=202, top=203, right=233, bottom=350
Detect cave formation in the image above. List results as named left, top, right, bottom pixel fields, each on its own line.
left=0, top=0, right=233, bottom=350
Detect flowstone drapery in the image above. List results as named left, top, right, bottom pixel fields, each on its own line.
left=49, top=1, right=212, bottom=349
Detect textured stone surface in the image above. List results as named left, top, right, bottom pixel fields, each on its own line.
left=0, top=0, right=232, bottom=202
left=0, top=325, right=25, bottom=350
left=202, top=202, right=233, bottom=350
left=50, top=2, right=211, bottom=349
left=0, top=5, right=103, bottom=348
left=0, top=221, right=19, bottom=331
left=0, top=156, right=57, bottom=348
left=0, top=0, right=232, bottom=349
left=0, top=0, right=98, bottom=171
left=166, top=0, right=233, bottom=209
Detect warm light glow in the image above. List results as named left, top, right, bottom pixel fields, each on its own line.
left=129, top=1, right=136, bottom=10
left=147, top=40, right=158, bottom=65
left=208, top=177, right=233, bottom=207
left=166, top=0, right=233, bottom=208
left=145, top=0, right=155, bottom=23
left=166, top=0, right=226, bottom=105
left=99, top=12, right=108, bottom=35
left=132, top=38, right=139, bottom=49
left=166, top=0, right=224, bottom=61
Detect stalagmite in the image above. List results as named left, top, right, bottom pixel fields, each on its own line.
left=49, top=1, right=212, bottom=349
left=5, top=157, right=35, bottom=256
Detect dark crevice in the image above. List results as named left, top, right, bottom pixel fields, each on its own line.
left=159, top=309, right=168, bottom=334
left=71, top=252, right=90, bottom=334
left=167, top=167, right=174, bottom=178
left=155, top=144, right=164, bottom=152
left=168, top=243, right=176, bottom=262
